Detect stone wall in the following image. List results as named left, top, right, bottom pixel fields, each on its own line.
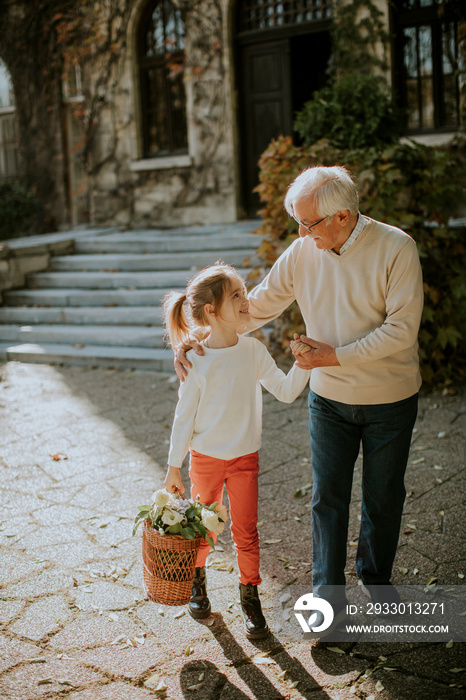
left=79, top=0, right=239, bottom=228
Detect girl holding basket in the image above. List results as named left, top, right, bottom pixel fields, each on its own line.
left=163, top=263, right=310, bottom=638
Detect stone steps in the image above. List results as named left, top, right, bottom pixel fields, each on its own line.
left=26, top=268, right=250, bottom=289
left=51, top=249, right=256, bottom=271
left=0, top=306, right=161, bottom=325
left=0, top=222, right=260, bottom=370
left=0, top=324, right=165, bottom=347
left=3, top=287, right=172, bottom=307
left=1, top=343, right=173, bottom=370
left=74, top=232, right=259, bottom=255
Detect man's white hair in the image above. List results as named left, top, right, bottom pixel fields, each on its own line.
left=284, top=166, right=359, bottom=220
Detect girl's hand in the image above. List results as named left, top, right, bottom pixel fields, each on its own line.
left=164, top=466, right=185, bottom=494
left=293, top=335, right=340, bottom=369
left=290, top=333, right=312, bottom=357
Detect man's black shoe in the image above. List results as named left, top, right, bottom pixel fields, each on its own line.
left=239, top=583, right=269, bottom=639
left=188, top=566, right=211, bottom=619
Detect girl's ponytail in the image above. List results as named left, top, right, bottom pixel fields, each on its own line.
left=162, top=290, right=190, bottom=348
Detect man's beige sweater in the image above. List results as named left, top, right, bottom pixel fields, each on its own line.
left=247, top=218, right=424, bottom=405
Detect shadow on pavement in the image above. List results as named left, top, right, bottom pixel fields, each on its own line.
left=179, top=613, right=339, bottom=700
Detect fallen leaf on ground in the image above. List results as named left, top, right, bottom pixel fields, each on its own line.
left=250, top=652, right=275, bottom=665
left=446, top=640, right=454, bottom=648
left=375, top=680, right=384, bottom=691
left=144, top=673, right=160, bottom=687
left=187, top=681, right=205, bottom=691
left=426, top=576, right=438, bottom=585
left=326, top=646, right=345, bottom=654
left=294, top=483, right=312, bottom=498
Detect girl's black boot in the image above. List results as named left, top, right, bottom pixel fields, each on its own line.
left=188, top=566, right=211, bottom=619
left=239, top=583, right=269, bottom=638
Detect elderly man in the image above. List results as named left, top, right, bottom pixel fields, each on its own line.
left=177, top=165, right=423, bottom=623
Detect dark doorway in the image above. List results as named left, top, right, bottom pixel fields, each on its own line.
left=290, top=32, right=331, bottom=117
left=235, top=4, right=332, bottom=215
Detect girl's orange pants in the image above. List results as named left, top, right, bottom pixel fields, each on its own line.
left=189, top=449, right=261, bottom=586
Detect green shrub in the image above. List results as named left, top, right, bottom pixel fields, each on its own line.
left=294, top=73, right=402, bottom=151
left=0, top=179, right=47, bottom=240
left=252, top=135, right=466, bottom=385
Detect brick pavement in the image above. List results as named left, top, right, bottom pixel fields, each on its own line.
left=0, top=361, right=465, bottom=699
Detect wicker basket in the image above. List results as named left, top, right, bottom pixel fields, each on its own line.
left=142, top=520, right=202, bottom=606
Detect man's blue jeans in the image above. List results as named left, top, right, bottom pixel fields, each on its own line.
left=308, top=390, right=418, bottom=605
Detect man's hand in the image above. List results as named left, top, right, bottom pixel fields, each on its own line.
left=174, top=338, right=205, bottom=381
left=292, top=335, right=340, bottom=369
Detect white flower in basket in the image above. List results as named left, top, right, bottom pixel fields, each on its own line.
left=152, top=489, right=171, bottom=507
left=133, top=487, right=227, bottom=548
left=161, top=509, right=184, bottom=526
left=201, top=507, right=225, bottom=535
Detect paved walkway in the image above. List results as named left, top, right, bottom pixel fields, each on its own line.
left=0, top=361, right=465, bottom=699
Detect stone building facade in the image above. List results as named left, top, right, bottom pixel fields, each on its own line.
left=0, top=0, right=464, bottom=229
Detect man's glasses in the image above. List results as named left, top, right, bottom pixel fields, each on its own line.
left=293, top=215, right=328, bottom=233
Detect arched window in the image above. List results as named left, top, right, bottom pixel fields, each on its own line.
left=0, top=59, right=18, bottom=177
left=138, top=0, right=188, bottom=157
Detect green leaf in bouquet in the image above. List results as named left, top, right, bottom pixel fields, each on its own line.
left=132, top=514, right=149, bottom=536
left=181, top=528, right=195, bottom=539
left=185, top=505, right=199, bottom=519
left=195, top=522, right=208, bottom=537
left=205, top=534, right=215, bottom=547
left=138, top=505, right=152, bottom=512
left=167, top=523, right=182, bottom=535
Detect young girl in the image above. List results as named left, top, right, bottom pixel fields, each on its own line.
left=163, top=263, right=310, bottom=638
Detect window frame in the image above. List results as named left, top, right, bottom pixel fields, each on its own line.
left=390, top=0, right=463, bottom=134
left=137, top=0, right=188, bottom=159
left=0, top=59, right=19, bottom=178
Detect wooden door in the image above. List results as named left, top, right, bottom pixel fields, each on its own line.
left=239, top=40, right=292, bottom=215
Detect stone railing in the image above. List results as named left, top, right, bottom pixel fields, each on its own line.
left=0, top=233, right=75, bottom=304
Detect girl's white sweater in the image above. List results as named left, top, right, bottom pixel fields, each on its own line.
left=168, top=335, right=310, bottom=468
left=247, top=218, right=424, bottom=405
